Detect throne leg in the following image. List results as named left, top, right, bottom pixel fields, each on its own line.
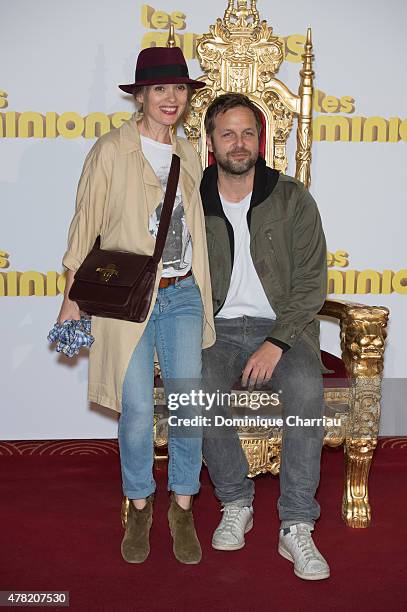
left=342, top=438, right=376, bottom=528
left=342, top=373, right=383, bottom=528
left=320, top=302, right=388, bottom=528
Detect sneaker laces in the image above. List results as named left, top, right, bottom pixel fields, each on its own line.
left=220, top=505, right=245, bottom=532
left=290, top=525, right=319, bottom=562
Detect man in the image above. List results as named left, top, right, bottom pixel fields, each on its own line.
left=200, top=93, right=330, bottom=580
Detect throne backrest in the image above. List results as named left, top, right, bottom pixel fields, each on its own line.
left=182, top=0, right=314, bottom=187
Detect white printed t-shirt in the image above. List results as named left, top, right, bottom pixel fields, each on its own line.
left=216, top=191, right=276, bottom=319
left=141, top=134, right=192, bottom=278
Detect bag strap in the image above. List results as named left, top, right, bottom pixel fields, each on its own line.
left=152, top=154, right=181, bottom=263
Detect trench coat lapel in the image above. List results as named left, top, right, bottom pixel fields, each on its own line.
left=171, top=129, right=194, bottom=212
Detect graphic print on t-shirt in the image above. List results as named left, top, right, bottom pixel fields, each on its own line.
left=148, top=166, right=192, bottom=273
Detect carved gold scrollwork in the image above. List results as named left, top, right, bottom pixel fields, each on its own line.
left=340, top=377, right=382, bottom=527
left=241, top=437, right=282, bottom=477
left=348, top=376, right=382, bottom=439
left=184, top=1, right=298, bottom=172
left=185, top=0, right=287, bottom=165
left=295, top=124, right=312, bottom=186
left=343, top=438, right=376, bottom=527
left=319, top=300, right=389, bottom=527
left=242, top=439, right=271, bottom=476
left=239, top=428, right=282, bottom=477
left=257, top=45, right=284, bottom=84
left=184, top=87, right=216, bottom=155
left=267, top=436, right=282, bottom=475
left=262, top=91, right=294, bottom=172
left=341, top=309, right=388, bottom=379
left=324, top=412, right=348, bottom=447
left=154, top=414, right=169, bottom=448
left=225, top=0, right=260, bottom=30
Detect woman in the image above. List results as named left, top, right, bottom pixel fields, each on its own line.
left=57, top=45, right=215, bottom=564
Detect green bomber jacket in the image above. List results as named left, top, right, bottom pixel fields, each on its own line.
left=200, top=157, right=328, bottom=360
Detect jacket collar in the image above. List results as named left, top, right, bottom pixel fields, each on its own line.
left=119, top=113, right=187, bottom=161
left=200, top=156, right=279, bottom=216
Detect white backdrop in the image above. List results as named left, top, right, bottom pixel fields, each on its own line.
left=1, top=0, right=406, bottom=439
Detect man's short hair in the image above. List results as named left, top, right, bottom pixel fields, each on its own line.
left=204, top=93, right=263, bottom=137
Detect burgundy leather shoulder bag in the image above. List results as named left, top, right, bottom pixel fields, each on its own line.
left=68, top=154, right=180, bottom=323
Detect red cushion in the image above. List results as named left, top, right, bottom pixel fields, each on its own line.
left=321, top=350, right=349, bottom=388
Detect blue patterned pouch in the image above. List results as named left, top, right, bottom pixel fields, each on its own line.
left=47, top=316, right=94, bottom=357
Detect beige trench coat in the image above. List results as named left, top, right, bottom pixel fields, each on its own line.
left=63, top=114, right=215, bottom=413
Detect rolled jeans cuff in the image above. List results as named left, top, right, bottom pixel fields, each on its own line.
left=169, top=483, right=201, bottom=496
left=124, top=485, right=156, bottom=500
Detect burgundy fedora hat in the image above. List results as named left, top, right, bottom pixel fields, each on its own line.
left=119, top=46, right=205, bottom=93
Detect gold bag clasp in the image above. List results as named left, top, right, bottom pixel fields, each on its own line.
left=96, top=264, right=119, bottom=283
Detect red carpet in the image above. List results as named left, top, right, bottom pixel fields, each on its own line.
left=1, top=439, right=406, bottom=611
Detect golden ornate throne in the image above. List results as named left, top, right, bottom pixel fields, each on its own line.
left=143, top=1, right=390, bottom=530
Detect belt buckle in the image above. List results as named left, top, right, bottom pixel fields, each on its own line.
left=159, top=270, right=191, bottom=289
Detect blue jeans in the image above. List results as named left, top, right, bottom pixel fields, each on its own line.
left=202, top=316, right=325, bottom=526
left=118, top=275, right=203, bottom=499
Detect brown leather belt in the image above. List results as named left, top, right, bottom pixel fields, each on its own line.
left=158, top=269, right=192, bottom=289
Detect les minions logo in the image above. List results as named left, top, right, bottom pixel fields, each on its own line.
left=0, top=5, right=406, bottom=142
left=1, top=250, right=406, bottom=297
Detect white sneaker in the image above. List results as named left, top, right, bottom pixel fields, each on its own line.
left=212, top=504, right=254, bottom=551
left=278, top=523, right=330, bottom=580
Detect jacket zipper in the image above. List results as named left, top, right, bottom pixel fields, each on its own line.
left=265, top=232, right=284, bottom=296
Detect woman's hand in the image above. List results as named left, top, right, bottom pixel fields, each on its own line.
left=57, top=269, right=80, bottom=324
left=57, top=297, right=80, bottom=324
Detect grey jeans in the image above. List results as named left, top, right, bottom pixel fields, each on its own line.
left=202, top=316, right=325, bottom=525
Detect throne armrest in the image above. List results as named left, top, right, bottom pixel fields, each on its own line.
left=319, top=299, right=389, bottom=379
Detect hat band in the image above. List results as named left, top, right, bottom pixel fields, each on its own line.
left=136, top=63, right=189, bottom=82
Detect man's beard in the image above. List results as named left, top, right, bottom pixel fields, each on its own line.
left=213, top=145, right=258, bottom=176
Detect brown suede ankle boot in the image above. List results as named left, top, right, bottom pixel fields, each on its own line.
left=121, top=495, right=153, bottom=563
left=168, top=494, right=202, bottom=564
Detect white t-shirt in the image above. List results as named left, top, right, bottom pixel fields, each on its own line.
left=141, top=135, right=192, bottom=278
left=216, top=192, right=276, bottom=319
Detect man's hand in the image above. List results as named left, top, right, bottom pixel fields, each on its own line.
left=241, top=341, right=283, bottom=389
